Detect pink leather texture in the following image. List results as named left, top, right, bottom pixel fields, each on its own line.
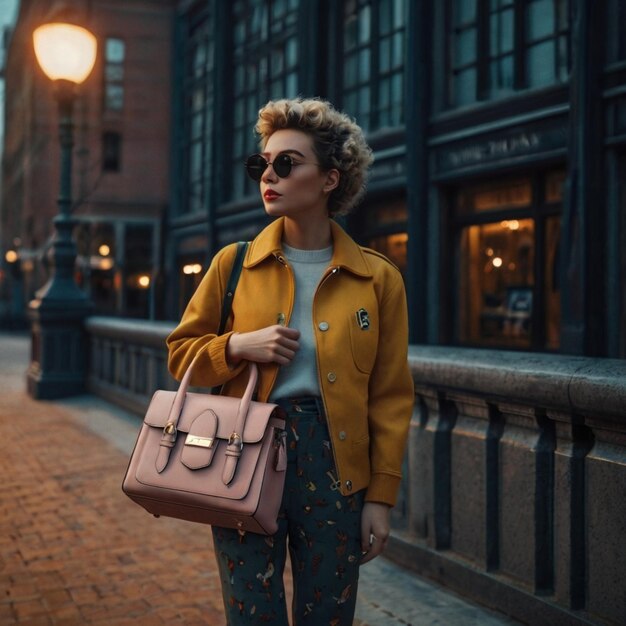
left=122, top=360, right=287, bottom=535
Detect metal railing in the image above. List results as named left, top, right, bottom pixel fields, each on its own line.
left=86, top=318, right=626, bottom=625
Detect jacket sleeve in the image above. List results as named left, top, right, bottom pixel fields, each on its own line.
left=365, top=271, right=414, bottom=506
left=166, top=244, right=247, bottom=387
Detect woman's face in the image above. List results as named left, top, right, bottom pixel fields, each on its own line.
left=257, top=129, right=338, bottom=221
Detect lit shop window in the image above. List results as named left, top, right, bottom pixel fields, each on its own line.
left=369, top=233, right=408, bottom=274
left=179, top=258, right=204, bottom=313
left=361, top=200, right=408, bottom=275
left=454, top=172, right=563, bottom=350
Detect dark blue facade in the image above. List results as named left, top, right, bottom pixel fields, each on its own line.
left=167, top=0, right=626, bottom=358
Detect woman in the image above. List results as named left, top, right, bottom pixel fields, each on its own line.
left=167, top=98, right=414, bottom=625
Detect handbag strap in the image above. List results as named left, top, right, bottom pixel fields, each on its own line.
left=161, top=241, right=256, bottom=482
left=161, top=357, right=259, bottom=483
left=218, top=241, right=249, bottom=336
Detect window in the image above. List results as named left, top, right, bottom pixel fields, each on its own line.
left=102, top=132, right=122, bottom=172
left=354, top=199, right=408, bottom=277
left=104, top=38, right=125, bottom=111
left=343, top=0, right=407, bottom=131
left=125, top=224, right=153, bottom=318
left=180, top=8, right=215, bottom=214
left=230, top=0, right=300, bottom=201
left=447, top=0, right=570, bottom=108
left=453, top=170, right=564, bottom=350
left=74, top=222, right=116, bottom=314
left=178, top=256, right=205, bottom=313
left=606, top=0, right=626, bottom=64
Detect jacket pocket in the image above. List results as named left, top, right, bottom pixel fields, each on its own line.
left=348, top=313, right=378, bottom=374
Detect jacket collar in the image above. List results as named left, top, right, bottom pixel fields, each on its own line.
left=245, top=217, right=372, bottom=277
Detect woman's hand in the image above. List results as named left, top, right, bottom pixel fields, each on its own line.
left=226, top=325, right=300, bottom=367
left=360, top=502, right=391, bottom=565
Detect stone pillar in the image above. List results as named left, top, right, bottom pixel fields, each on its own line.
left=449, top=394, right=502, bottom=570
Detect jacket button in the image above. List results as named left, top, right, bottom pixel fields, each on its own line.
left=346, top=480, right=353, bottom=491
left=318, top=321, right=329, bottom=331
left=338, top=431, right=346, bottom=440
left=327, top=372, right=337, bottom=383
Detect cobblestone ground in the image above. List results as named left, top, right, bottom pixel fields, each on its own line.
left=0, top=333, right=516, bottom=625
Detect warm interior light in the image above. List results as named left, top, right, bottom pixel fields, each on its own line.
left=492, top=257, right=503, bottom=268
left=33, top=23, right=97, bottom=83
left=98, top=244, right=110, bottom=256
left=138, top=275, right=151, bottom=288
left=183, top=264, right=202, bottom=275
left=5, top=250, right=18, bottom=263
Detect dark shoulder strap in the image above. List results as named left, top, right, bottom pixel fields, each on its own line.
left=217, top=241, right=249, bottom=335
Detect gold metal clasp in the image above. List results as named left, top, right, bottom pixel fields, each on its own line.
left=163, top=422, right=177, bottom=436
left=185, top=434, right=215, bottom=448
left=228, top=432, right=243, bottom=449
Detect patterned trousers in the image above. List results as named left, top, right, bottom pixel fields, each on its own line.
left=211, top=397, right=365, bottom=625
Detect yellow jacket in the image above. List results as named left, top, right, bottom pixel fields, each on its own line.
left=167, top=217, right=414, bottom=506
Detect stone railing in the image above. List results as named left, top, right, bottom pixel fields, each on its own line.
left=85, top=317, right=177, bottom=415
left=390, top=345, right=626, bottom=626
left=85, top=319, right=625, bottom=625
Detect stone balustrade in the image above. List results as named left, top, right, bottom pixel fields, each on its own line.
left=390, top=345, right=626, bottom=626
left=85, top=318, right=626, bottom=625
left=85, top=317, right=177, bottom=415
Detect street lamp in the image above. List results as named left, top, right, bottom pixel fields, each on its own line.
left=27, top=21, right=97, bottom=399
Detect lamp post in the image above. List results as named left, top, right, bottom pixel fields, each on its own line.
left=27, top=22, right=97, bottom=399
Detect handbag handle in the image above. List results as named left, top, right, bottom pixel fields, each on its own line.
left=161, top=354, right=259, bottom=484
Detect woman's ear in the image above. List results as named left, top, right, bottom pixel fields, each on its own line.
left=323, top=169, right=340, bottom=193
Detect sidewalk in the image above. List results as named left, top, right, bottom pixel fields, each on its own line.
left=0, top=333, right=517, bottom=625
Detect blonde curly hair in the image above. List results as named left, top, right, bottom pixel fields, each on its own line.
left=255, top=98, right=374, bottom=216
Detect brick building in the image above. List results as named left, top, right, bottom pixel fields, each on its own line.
left=0, top=0, right=175, bottom=324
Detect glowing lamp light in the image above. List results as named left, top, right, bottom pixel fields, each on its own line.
left=98, top=244, right=110, bottom=256
left=492, top=257, right=503, bottom=268
left=33, top=23, right=97, bottom=83
left=183, top=264, right=202, bottom=275
left=5, top=250, right=18, bottom=263
left=138, top=275, right=151, bottom=288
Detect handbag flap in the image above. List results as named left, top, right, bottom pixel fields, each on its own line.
left=143, top=390, right=279, bottom=444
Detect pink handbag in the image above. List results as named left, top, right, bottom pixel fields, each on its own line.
left=122, top=356, right=287, bottom=535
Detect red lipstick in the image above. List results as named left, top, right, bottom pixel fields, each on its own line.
left=264, top=189, right=282, bottom=201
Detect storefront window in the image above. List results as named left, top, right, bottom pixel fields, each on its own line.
left=75, top=222, right=116, bottom=314
left=125, top=225, right=153, bottom=318
left=178, top=257, right=205, bottom=313
left=369, top=232, right=408, bottom=274
left=459, top=218, right=535, bottom=348
left=454, top=171, right=563, bottom=350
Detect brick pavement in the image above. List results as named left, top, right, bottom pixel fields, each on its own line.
left=0, top=333, right=516, bottom=625
left=1, top=336, right=227, bottom=625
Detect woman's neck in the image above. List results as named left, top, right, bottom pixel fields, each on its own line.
left=282, top=216, right=332, bottom=250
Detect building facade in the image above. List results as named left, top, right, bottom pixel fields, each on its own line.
left=0, top=0, right=175, bottom=325
left=167, top=0, right=626, bottom=361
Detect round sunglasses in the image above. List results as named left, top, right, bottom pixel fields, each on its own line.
left=245, top=153, right=319, bottom=181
